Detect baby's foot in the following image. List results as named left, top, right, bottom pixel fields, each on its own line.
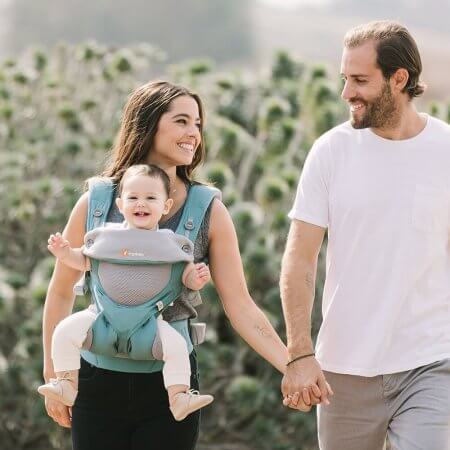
left=169, top=389, right=213, bottom=421
left=38, top=373, right=78, bottom=406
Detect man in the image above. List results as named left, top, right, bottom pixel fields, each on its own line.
left=280, top=20, right=450, bottom=450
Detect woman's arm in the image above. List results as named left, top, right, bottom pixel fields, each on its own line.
left=42, top=192, right=89, bottom=427
left=208, top=199, right=289, bottom=374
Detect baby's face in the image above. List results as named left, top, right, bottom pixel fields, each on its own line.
left=116, top=175, right=172, bottom=230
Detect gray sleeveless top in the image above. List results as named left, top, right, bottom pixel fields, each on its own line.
left=106, top=184, right=213, bottom=321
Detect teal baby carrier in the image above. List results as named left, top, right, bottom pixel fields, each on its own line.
left=78, top=177, right=219, bottom=371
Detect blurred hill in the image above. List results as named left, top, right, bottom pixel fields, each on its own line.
left=251, top=0, right=450, bottom=102
left=0, top=0, right=448, bottom=103
left=0, top=0, right=254, bottom=64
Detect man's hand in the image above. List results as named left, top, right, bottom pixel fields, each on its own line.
left=47, top=232, right=71, bottom=260
left=281, top=356, right=333, bottom=411
left=45, top=396, right=72, bottom=428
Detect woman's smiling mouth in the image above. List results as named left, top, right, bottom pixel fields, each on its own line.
left=177, top=142, right=195, bottom=153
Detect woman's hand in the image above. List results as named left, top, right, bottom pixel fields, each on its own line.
left=281, top=357, right=333, bottom=411
left=45, top=397, right=72, bottom=428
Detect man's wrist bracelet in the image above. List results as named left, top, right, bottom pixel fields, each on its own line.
left=286, top=352, right=315, bottom=366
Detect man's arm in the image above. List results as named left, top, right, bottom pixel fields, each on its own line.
left=280, top=219, right=331, bottom=410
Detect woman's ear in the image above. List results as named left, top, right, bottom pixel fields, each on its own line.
left=115, top=196, right=123, bottom=213
left=163, top=198, right=174, bottom=215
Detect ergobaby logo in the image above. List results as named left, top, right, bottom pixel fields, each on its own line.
left=121, top=249, right=144, bottom=257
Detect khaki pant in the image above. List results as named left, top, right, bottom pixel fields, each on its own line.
left=318, top=359, right=450, bottom=450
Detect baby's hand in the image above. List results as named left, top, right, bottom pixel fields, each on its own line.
left=47, top=232, right=70, bottom=260
left=186, top=263, right=211, bottom=290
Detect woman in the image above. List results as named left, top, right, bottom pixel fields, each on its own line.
left=42, top=80, right=288, bottom=450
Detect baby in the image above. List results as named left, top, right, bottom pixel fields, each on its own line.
left=38, top=164, right=213, bottom=421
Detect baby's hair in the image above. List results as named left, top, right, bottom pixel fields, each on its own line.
left=118, top=164, right=171, bottom=197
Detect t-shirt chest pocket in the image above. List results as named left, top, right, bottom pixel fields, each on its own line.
left=411, top=184, right=449, bottom=233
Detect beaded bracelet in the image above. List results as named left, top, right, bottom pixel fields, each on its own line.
left=286, top=352, right=315, bottom=366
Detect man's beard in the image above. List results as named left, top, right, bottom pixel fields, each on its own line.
left=350, top=82, right=399, bottom=130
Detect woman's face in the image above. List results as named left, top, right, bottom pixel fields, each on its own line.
left=148, top=95, right=201, bottom=169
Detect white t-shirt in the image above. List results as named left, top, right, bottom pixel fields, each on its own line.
left=288, top=115, right=450, bottom=376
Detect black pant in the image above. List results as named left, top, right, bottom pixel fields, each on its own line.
left=72, top=353, right=200, bottom=450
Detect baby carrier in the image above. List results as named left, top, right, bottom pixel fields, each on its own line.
left=77, top=177, right=220, bottom=362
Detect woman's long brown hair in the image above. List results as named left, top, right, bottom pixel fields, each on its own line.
left=102, top=80, right=205, bottom=185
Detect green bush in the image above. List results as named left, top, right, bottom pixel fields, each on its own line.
left=4, top=42, right=443, bottom=450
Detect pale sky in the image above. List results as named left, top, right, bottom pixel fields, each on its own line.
left=256, top=0, right=331, bottom=8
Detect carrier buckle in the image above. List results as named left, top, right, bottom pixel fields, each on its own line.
left=156, top=301, right=164, bottom=312
left=184, top=219, right=194, bottom=230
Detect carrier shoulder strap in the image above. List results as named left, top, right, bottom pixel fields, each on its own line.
left=86, top=177, right=115, bottom=232
left=86, top=180, right=219, bottom=241
left=74, top=177, right=115, bottom=296
left=176, top=184, right=221, bottom=242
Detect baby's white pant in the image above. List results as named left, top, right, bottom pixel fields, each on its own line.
left=51, top=306, right=97, bottom=372
left=157, top=315, right=190, bottom=388
left=51, top=308, right=190, bottom=388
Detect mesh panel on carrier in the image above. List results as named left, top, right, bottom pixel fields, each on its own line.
left=97, top=262, right=171, bottom=305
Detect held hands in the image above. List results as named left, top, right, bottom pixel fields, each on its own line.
left=281, top=356, right=333, bottom=412
left=183, top=262, right=211, bottom=290
left=47, top=232, right=71, bottom=260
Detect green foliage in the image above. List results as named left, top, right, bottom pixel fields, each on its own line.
left=113, top=55, right=132, bottom=73
left=203, top=161, right=235, bottom=191
left=3, top=42, right=445, bottom=450
left=310, top=65, right=328, bottom=80
left=272, top=50, right=305, bottom=82
left=226, top=375, right=265, bottom=417
left=429, top=101, right=440, bottom=117
left=0, top=43, right=344, bottom=449
left=34, top=51, right=47, bottom=72
left=188, top=60, right=214, bottom=76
